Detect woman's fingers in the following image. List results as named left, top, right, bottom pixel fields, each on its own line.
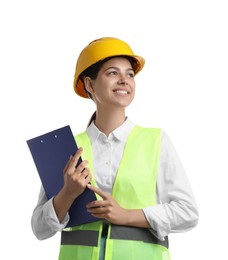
left=64, top=147, right=84, bottom=174
left=75, top=166, right=91, bottom=182
left=87, top=184, right=108, bottom=199
left=76, top=160, right=89, bottom=174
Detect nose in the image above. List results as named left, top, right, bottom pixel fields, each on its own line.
left=117, top=81, right=128, bottom=86
left=117, top=75, right=128, bottom=86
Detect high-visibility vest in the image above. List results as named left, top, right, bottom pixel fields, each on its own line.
left=58, top=126, right=171, bottom=260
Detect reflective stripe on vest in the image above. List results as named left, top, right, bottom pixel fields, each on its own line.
left=110, top=225, right=169, bottom=249
left=61, top=225, right=168, bottom=249
left=61, top=230, right=99, bottom=247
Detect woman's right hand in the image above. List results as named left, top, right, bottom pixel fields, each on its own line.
left=62, top=147, right=92, bottom=200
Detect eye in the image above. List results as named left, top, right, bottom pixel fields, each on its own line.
left=107, top=70, right=118, bottom=76
left=127, top=72, right=135, bottom=78
left=109, top=70, right=118, bottom=75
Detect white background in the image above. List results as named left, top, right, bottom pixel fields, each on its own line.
left=1, top=0, right=228, bottom=259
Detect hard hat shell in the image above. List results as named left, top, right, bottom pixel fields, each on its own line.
left=73, top=37, right=145, bottom=98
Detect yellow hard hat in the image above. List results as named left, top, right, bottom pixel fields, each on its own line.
left=73, top=37, right=145, bottom=98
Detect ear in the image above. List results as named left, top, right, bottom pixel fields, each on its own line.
left=84, top=77, right=94, bottom=94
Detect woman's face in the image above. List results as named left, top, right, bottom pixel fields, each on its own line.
left=87, top=57, right=136, bottom=109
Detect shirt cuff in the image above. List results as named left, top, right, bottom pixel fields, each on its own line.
left=42, top=197, right=69, bottom=232
left=143, top=206, right=170, bottom=241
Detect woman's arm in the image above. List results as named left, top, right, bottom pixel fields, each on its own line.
left=143, top=131, right=199, bottom=240
left=31, top=186, right=69, bottom=240
left=31, top=148, right=92, bottom=240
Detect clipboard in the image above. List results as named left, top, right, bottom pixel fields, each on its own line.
left=26, top=125, right=98, bottom=227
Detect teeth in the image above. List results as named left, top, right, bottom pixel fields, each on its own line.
left=116, top=90, right=128, bottom=94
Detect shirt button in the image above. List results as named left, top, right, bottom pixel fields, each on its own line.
left=106, top=179, right=111, bottom=185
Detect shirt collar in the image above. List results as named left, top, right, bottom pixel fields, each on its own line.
left=86, top=117, right=135, bottom=144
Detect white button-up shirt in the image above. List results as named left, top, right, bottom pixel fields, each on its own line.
left=31, top=118, right=198, bottom=241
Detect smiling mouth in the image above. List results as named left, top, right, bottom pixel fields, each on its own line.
left=113, top=90, right=130, bottom=94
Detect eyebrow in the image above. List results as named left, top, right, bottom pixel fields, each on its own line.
left=104, top=66, right=134, bottom=72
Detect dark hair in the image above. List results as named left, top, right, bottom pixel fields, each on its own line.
left=80, top=56, right=137, bottom=127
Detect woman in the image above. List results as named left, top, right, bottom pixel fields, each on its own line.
left=32, top=37, right=199, bottom=259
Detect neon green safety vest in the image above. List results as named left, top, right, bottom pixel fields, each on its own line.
left=59, top=126, right=171, bottom=260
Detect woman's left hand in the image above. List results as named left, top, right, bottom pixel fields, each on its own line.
left=86, top=184, right=128, bottom=225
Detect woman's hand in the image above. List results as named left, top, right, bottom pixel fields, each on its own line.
left=53, top=147, right=92, bottom=223
left=86, top=184, right=150, bottom=228
left=86, top=184, right=130, bottom=225
left=62, top=147, right=92, bottom=200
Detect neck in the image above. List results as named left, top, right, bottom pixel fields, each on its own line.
left=95, top=107, right=126, bottom=136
